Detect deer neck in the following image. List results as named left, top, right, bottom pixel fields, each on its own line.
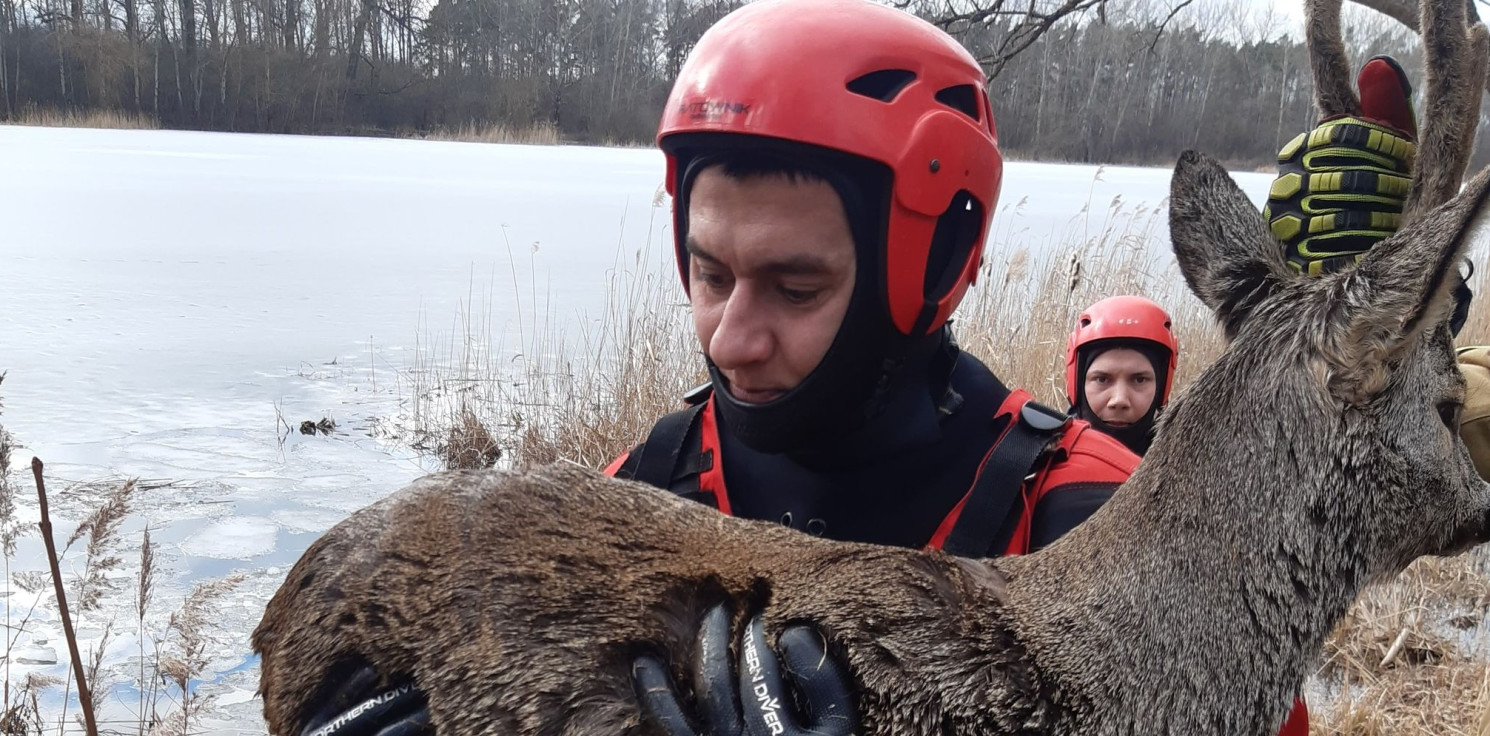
left=992, top=429, right=1369, bottom=734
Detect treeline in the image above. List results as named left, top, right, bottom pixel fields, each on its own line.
left=0, top=0, right=709, bottom=139
left=977, top=12, right=1455, bottom=165
left=0, top=0, right=1467, bottom=166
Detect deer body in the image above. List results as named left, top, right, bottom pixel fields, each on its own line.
left=254, top=458, right=1301, bottom=736
left=254, top=283, right=1490, bottom=735
left=253, top=0, right=1490, bottom=731
left=255, top=465, right=1047, bottom=735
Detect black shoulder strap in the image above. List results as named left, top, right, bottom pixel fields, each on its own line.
left=628, top=383, right=715, bottom=491
left=941, top=399, right=1069, bottom=558
left=629, top=402, right=708, bottom=490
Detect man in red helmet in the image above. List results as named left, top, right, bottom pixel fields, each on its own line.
left=1065, top=296, right=1178, bottom=456
left=292, top=1, right=1394, bottom=733
left=295, top=2, right=1136, bottom=734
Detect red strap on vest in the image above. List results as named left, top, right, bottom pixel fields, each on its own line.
left=603, top=452, right=629, bottom=477
left=637, top=389, right=1063, bottom=557
left=925, top=388, right=1038, bottom=554
left=696, top=397, right=731, bottom=515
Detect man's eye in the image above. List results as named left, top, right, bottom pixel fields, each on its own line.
left=780, top=287, right=819, bottom=304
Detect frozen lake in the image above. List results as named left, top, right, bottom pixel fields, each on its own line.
left=0, top=126, right=1274, bottom=732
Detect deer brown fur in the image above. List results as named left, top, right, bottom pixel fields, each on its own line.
left=253, top=0, right=1490, bottom=733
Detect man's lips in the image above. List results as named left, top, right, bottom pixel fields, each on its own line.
left=727, top=385, right=785, bottom=404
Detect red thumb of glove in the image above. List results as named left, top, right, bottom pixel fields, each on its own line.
left=1357, top=54, right=1417, bottom=139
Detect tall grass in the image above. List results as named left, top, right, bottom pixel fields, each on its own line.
left=389, top=198, right=702, bottom=472
left=2, top=104, right=160, bottom=130
left=1310, top=553, right=1490, bottom=734
left=414, top=121, right=564, bottom=146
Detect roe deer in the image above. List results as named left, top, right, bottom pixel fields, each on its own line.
left=252, top=0, right=1490, bottom=732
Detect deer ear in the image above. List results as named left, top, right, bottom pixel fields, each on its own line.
left=1327, top=167, right=1490, bottom=401
left=1168, top=150, right=1291, bottom=339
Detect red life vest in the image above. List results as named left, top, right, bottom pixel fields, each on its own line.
left=606, top=387, right=1136, bottom=554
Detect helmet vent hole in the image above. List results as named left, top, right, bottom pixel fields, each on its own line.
left=934, top=84, right=981, bottom=122
left=846, top=69, right=917, bottom=102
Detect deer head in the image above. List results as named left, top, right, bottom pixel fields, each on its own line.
left=1169, top=151, right=1490, bottom=576
left=1163, top=0, right=1490, bottom=580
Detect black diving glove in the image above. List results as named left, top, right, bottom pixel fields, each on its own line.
left=297, top=664, right=431, bottom=736
left=633, top=603, right=858, bottom=736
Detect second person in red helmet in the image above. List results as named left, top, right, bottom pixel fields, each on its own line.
left=1065, top=295, right=1178, bottom=456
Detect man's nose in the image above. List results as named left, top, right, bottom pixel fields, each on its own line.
left=708, top=287, right=772, bottom=369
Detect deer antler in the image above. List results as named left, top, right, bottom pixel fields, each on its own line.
left=1403, top=0, right=1489, bottom=217
left=1308, top=0, right=1364, bottom=119
left=1312, top=0, right=1490, bottom=221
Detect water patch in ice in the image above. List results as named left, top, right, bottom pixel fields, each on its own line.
left=182, top=517, right=278, bottom=559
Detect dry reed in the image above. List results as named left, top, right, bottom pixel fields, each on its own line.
left=66, top=478, right=135, bottom=615
left=156, top=575, right=245, bottom=736
left=389, top=196, right=703, bottom=472
left=0, top=376, right=246, bottom=735
left=1309, top=554, right=1490, bottom=734
left=444, top=406, right=502, bottom=470
left=416, top=121, right=563, bottom=146
left=136, top=526, right=156, bottom=735
left=3, top=104, right=159, bottom=131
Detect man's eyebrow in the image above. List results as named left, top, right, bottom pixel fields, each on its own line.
left=685, top=236, right=722, bottom=265
left=762, top=254, right=835, bottom=276
left=685, top=236, right=835, bottom=276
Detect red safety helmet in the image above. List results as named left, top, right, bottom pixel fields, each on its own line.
left=1065, top=295, right=1179, bottom=405
left=656, top=0, right=1003, bottom=337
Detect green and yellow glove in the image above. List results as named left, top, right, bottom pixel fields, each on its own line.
left=1266, top=56, right=1485, bottom=480
left=1263, top=55, right=1418, bottom=276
